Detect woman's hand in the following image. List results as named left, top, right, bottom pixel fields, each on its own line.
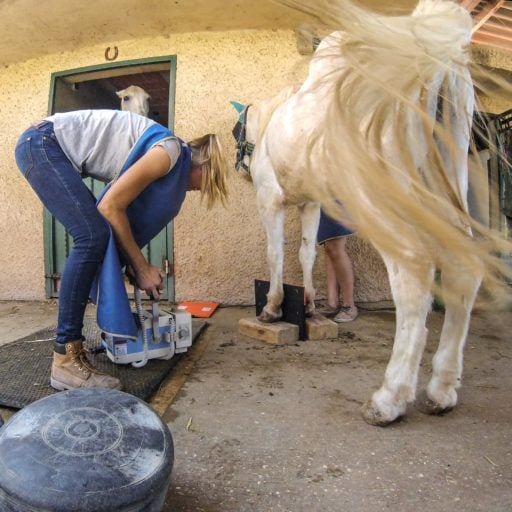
left=133, top=262, right=165, bottom=300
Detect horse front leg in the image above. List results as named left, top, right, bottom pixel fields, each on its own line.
left=416, top=265, right=482, bottom=415
left=257, top=198, right=286, bottom=323
left=362, top=254, right=435, bottom=426
left=298, top=202, right=321, bottom=317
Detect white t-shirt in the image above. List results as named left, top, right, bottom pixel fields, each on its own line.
left=46, top=110, right=181, bottom=182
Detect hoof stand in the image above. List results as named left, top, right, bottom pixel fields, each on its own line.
left=239, top=317, right=299, bottom=345
left=240, top=313, right=338, bottom=345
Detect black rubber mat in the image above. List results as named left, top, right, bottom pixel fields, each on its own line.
left=0, top=317, right=206, bottom=409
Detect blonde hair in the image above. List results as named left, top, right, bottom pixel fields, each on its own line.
left=188, top=134, right=229, bottom=209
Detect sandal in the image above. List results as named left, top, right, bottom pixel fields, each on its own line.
left=316, top=303, right=339, bottom=318
left=334, top=305, right=358, bottom=323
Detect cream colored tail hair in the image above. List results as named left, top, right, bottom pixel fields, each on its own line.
left=277, top=0, right=512, bottom=307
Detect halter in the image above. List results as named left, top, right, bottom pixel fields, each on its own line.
left=231, top=105, right=254, bottom=174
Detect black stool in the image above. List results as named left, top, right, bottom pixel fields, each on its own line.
left=0, top=388, right=174, bottom=511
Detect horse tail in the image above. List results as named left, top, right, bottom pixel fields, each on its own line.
left=279, top=0, right=512, bottom=307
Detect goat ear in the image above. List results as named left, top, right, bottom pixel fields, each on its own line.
left=230, top=101, right=246, bottom=114
left=116, top=90, right=126, bottom=98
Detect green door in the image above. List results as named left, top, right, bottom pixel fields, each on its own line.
left=45, top=57, right=177, bottom=301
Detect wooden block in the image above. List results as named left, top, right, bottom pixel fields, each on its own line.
left=239, top=317, right=299, bottom=345
left=305, top=313, right=338, bottom=340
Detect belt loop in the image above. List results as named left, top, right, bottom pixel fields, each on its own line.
left=31, top=120, right=52, bottom=130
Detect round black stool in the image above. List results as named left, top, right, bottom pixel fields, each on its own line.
left=0, top=388, right=174, bottom=511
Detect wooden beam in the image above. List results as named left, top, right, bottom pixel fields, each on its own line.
left=483, top=20, right=512, bottom=35
left=472, top=33, right=512, bottom=51
left=472, top=0, right=506, bottom=32
left=494, top=9, right=512, bottom=22
left=239, top=317, right=299, bottom=345
left=460, top=0, right=483, bottom=12
left=476, top=26, right=512, bottom=41
left=305, top=313, right=338, bottom=340
left=61, top=63, right=170, bottom=84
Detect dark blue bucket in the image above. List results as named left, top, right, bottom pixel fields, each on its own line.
left=0, top=388, right=174, bottom=511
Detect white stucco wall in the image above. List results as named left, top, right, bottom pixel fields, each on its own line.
left=0, top=29, right=391, bottom=305
left=473, top=47, right=512, bottom=115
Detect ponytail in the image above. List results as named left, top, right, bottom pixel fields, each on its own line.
left=188, top=134, right=229, bottom=209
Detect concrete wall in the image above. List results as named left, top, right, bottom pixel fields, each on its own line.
left=0, top=29, right=390, bottom=305
left=473, top=46, right=512, bottom=115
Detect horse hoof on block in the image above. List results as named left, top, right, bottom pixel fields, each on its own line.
left=258, top=309, right=282, bottom=323
left=415, top=390, right=454, bottom=416
left=305, top=305, right=315, bottom=317
left=361, top=400, right=403, bottom=427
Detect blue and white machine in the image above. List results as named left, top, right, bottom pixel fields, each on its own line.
left=102, top=289, right=192, bottom=368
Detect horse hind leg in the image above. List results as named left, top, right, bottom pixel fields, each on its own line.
left=362, top=254, right=435, bottom=426
left=298, top=203, right=321, bottom=317
left=415, top=265, right=482, bottom=415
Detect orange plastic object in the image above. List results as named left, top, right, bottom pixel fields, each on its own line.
left=176, top=301, right=219, bottom=318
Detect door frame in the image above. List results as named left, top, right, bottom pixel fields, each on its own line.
left=44, top=55, right=177, bottom=300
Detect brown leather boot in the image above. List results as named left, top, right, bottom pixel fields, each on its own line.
left=51, top=340, right=122, bottom=391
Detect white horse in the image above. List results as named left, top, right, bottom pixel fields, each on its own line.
left=117, top=85, right=150, bottom=116
left=232, top=85, right=320, bottom=322
left=232, top=0, right=512, bottom=426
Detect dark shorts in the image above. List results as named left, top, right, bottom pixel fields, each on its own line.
left=317, top=210, right=354, bottom=245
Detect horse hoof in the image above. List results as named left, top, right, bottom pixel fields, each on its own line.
left=258, top=309, right=282, bottom=323
left=361, top=400, right=403, bottom=427
left=414, top=390, right=454, bottom=416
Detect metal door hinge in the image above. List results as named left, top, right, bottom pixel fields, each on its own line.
left=45, top=272, right=61, bottom=281
left=164, top=259, right=174, bottom=276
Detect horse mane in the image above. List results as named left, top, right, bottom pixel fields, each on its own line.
left=277, top=0, right=512, bottom=307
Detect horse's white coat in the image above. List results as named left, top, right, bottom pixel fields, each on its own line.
left=235, top=0, right=509, bottom=425
left=117, top=85, right=150, bottom=117
left=243, top=87, right=321, bottom=321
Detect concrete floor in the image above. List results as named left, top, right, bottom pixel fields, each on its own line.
left=0, top=300, right=511, bottom=511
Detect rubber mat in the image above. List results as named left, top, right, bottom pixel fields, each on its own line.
left=0, top=317, right=206, bottom=409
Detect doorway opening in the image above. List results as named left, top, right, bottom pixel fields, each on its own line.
left=45, top=56, right=177, bottom=300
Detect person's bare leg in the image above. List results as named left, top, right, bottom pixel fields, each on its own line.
left=325, top=238, right=354, bottom=307
left=325, top=255, right=340, bottom=308
left=325, top=237, right=357, bottom=322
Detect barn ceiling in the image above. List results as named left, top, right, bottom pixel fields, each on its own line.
left=0, top=0, right=409, bottom=68
left=0, top=1, right=509, bottom=68
left=461, top=0, right=512, bottom=52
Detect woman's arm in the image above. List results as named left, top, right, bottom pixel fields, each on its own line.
left=97, top=146, right=171, bottom=299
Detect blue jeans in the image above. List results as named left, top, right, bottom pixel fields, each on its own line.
left=15, top=121, right=110, bottom=344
